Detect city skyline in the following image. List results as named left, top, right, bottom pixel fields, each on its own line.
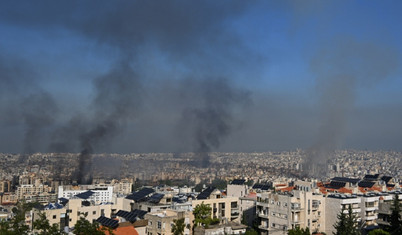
left=1, top=0, right=402, bottom=154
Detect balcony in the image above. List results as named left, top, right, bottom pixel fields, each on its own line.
left=376, top=220, right=390, bottom=226
left=365, top=206, right=378, bottom=212
left=258, top=213, right=269, bottom=219
left=256, top=201, right=268, bottom=207
left=291, top=203, right=302, bottom=211
left=343, top=208, right=361, bottom=213
left=258, top=225, right=269, bottom=231
left=365, top=215, right=377, bottom=221
left=257, top=198, right=269, bottom=203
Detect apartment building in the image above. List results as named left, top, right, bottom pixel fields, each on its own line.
left=377, top=192, right=402, bottom=229
left=324, top=194, right=362, bottom=235
left=239, top=194, right=256, bottom=227
left=145, top=209, right=192, bottom=235
left=359, top=194, right=380, bottom=226
left=16, top=184, right=52, bottom=200
left=256, top=189, right=325, bottom=235
left=227, top=179, right=248, bottom=198
left=31, top=195, right=130, bottom=230
left=0, top=192, right=17, bottom=205
left=32, top=204, right=68, bottom=231
left=58, top=185, right=114, bottom=203
left=109, top=180, right=133, bottom=195
left=192, top=187, right=240, bottom=223
left=0, top=180, right=11, bottom=193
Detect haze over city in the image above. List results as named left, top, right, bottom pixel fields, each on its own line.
left=1, top=0, right=402, bottom=155
left=1, top=2, right=402, bottom=235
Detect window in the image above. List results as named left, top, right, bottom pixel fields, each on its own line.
left=157, top=221, right=162, bottom=229
left=53, top=215, right=56, bottom=219
left=93, top=211, right=96, bottom=215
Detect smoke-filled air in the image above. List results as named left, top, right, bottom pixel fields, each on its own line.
left=1, top=1, right=402, bottom=180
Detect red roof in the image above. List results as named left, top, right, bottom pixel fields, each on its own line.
left=102, top=225, right=139, bottom=235
left=279, top=186, right=295, bottom=192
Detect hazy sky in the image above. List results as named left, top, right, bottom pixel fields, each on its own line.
left=0, top=0, right=401, bottom=154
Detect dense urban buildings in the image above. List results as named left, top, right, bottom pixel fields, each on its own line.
left=0, top=151, right=401, bottom=234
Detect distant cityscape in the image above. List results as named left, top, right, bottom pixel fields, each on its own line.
left=0, top=150, right=401, bottom=234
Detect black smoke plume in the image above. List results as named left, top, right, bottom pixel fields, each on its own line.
left=71, top=62, right=142, bottom=184
left=180, top=78, right=250, bottom=167
left=1, top=1, right=262, bottom=172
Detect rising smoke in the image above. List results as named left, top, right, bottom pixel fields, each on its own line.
left=303, top=38, right=399, bottom=178
left=2, top=1, right=401, bottom=183
left=0, top=1, right=256, bottom=182
left=179, top=78, right=250, bottom=167
left=0, top=53, right=58, bottom=155
left=52, top=61, right=142, bottom=184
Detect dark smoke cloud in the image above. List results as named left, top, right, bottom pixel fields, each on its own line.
left=51, top=61, right=142, bottom=184
left=2, top=0, right=401, bottom=175
left=0, top=1, right=258, bottom=179
left=303, top=38, right=399, bottom=177
left=21, top=92, right=58, bottom=154
left=179, top=78, right=250, bottom=167
left=0, top=53, right=58, bottom=154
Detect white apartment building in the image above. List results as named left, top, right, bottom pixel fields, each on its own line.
left=359, top=194, right=380, bottom=227
left=227, top=179, right=248, bottom=198
left=324, top=194, right=362, bottom=235
left=58, top=185, right=114, bottom=203
left=193, top=187, right=240, bottom=223
left=257, top=190, right=325, bottom=235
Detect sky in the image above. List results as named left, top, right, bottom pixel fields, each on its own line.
left=0, top=0, right=402, bottom=154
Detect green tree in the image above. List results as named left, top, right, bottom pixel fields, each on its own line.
left=333, top=205, right=360, bottom=235
left=33, top=212, right=66, bottom=235
left=73, top=215, right=112, bottom=235
left=368, top=229, right=390, bottom=235
left=288, top=226, right=310, bottom=235
left=193, top=203, right=212, bottom=228
left=0, top=200, right=39, bottom=235
left=0, top=219, right=15, bottom=235
left=387, top=195, right=402, bottom=235
left=171, top=218, right=185, bottom=235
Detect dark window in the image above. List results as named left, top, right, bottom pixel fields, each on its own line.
left=53, top=215, right=56, bottom=219
left=93, top=211, right=96, bottom=215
